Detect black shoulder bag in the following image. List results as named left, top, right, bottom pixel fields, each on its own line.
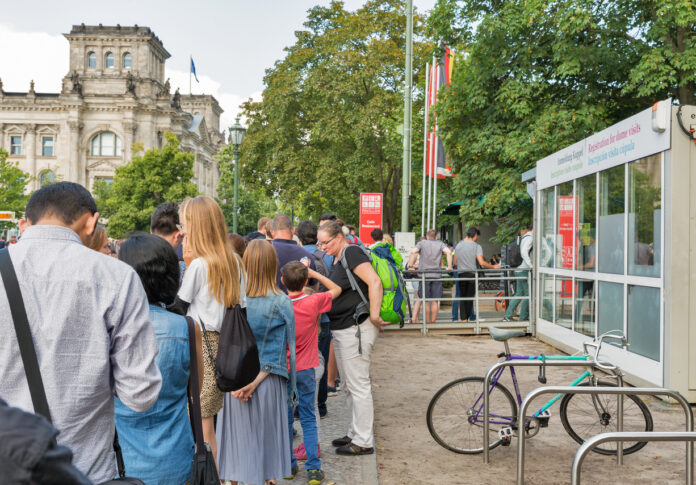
left=185, top=317, right=220, bottom=485
left=0, top=248, right=144, bottom=485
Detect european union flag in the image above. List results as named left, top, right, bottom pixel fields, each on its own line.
left=190, top=56, right=199, bottom=83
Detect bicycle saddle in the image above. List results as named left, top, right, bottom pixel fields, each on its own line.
left=488, top=326, right=526, bottom=341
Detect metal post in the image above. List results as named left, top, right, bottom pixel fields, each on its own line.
left=572, top=432, right=696, bottom=485
left=232, top=145, right=240, bottom=234
left=421, top=270, right=427, bottom=334
left=421, top=63, right=429, bottom=237
left=400, top=0, right=413, bottom=232
left=474, top=271, right=480, bottom=334
left=516, top=386, right=693, bottom=485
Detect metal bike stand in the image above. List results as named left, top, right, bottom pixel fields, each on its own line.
left=571, top=432, right=696, bottom=485
left=517, top=387, right=694, bottom=485
left=483, top=359, right=616, bottom=464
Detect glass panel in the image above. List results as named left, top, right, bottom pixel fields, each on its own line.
left=574, top=278, right=595, bottom=336
left=10, top=136, right=21, bottom=155
left=555, top=277, right=572, bottom=329
left=628, top=154, right=661, bottom=278
left=556, top=182, right=574, bottom=269
left=540, top=188, right=555, bottom=267
left=123, top=53, right=132, bottom=68
left=540, top=273, right=554, bottom=321
left=100, top=132, right=115, bottom=156
left=105, top=52, right=114, bottom=68
left=598, top=165, right=625, bottom=274
left=40, top=170, right=56, bottom=187
left=576, top=174, right=596, bottom=272
left=88, top=52, right=96, bottom=68
left=115, top=135, right=121, bottom=156
left=627, top=285, right=660, bottom=361
left=91, top=135, right=99, bottom=156
left=598, top=281, right=623, bottom=341
left=41, top=136, right=53, bottom=156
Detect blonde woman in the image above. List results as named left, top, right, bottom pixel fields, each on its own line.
left=84, top=224, right=110, bottom=255
left=217, top=239, right=296, bottom=485
left=170, top=196, right=245, bottom=465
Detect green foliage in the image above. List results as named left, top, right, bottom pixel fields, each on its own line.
left=94, top=133, right=198, bottom=238
left=240, top=0, right=433, bottom=232
left=427, top=0, right=695, bottom=242
left=216, top=145, right=278, bottom=235
left=0, top=149, right=32, bottom=230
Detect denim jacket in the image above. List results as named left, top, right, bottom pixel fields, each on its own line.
left=246, top=291, right=297, bottom=404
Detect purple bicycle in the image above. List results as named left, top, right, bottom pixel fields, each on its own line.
left=426, top=327, right=653, bottom=455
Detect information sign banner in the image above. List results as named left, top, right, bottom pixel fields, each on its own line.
left=394, top=232, right=416, bottom=268
left=359, top=193, right=383, bottom=246
left=0, top=211, right=16, bottom=221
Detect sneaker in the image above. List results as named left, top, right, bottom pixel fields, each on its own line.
left=293, top=442, right=321, bottom=460
left=335, top=443, right=374, bottom=455
left=327, top=386, right=338, bottom=397
left=331, top=435, right=352, bottom=447
left=502, top=316, right=516, bottom=322
left=307, top=469, right=325, bottom=485
left=284, top=464, right=299, bottom=480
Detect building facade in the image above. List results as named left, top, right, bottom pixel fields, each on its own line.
left=0, top=24, right=224, bottom=194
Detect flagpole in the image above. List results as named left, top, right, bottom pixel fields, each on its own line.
left=432, top=58, right=440, bottom=232
left=426, top=62, right=433, bottom=233
left=421, top=62, right=429, bottom=237
left=400, top=0, right=413, bottom=232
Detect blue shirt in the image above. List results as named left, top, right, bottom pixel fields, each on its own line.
left=272, top=238, right=316, bottom=293
left=114, top=305, right=193, bottom=485
left=246, top=291, right=297, bottom=403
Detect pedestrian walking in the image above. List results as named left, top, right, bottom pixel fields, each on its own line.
left=406, top=229, right=452, bottom=324
left=504, top=225, right=533, bottom=322
left=454, top=227, right=500, bottom=322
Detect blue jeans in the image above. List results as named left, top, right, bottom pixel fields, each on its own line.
left=288, top=368, right=321, bottom=470
left=451, top=272, right=460, bottom=320
left=505, top=271, right=529, bottom=320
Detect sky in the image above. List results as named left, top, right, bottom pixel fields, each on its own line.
left=1, top=0, right=436, bottom=130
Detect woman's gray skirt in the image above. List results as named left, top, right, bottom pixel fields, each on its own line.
left=216, top=373, right=291, bottom=484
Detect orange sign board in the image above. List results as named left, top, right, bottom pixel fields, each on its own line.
left=0, top=211, right=16, bottom=220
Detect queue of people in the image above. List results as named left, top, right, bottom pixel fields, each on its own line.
left=0, top=182, right=387, bottom=485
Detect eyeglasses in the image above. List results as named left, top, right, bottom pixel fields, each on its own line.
left=317, top=235, right=337, bottom=248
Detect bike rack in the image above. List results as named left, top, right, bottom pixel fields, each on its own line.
left=571, top=431, right=696, bottom=485
left=482, top=359, right=621, bottom=464
left=517, top=386, right=693, bottom=485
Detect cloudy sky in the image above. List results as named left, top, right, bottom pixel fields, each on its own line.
left=1, top=0, right=436, bottom=130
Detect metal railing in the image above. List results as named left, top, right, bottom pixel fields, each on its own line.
left=571, top=432, right=696, bottom=485
left=482, top=359, right=621, bottom=464
left=516, top=386, right=694, bottom=485
left=401, top=267, right=533, bottom=334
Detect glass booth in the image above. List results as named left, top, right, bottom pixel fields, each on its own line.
left=533, top=100, right=696, bottom=401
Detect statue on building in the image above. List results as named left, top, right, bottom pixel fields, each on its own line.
left=0, top=77, right=3, bottom=94
left=69, top=71, right=82, bottom=95
left=172, top=88, right=181, bottom=109
left=160, top=78, right=171, bottom=97
left=125, top=71, right=136, bottom=96
left=28, top=80, right=35, bottom=95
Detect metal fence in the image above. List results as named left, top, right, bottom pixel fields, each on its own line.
left=390, top=267, right=534, bottom=335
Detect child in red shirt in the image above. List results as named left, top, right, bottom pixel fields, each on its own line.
left=281, top=262, right=341, bottom=484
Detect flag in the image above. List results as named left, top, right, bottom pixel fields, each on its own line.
left=425, top=47, right=455, bottom=179
left=190, top=56, right=199, bottom=83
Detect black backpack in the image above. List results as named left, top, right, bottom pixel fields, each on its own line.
left=506, top=238, right=523, bottom=267
left=310, top=249, right=330, bottom=277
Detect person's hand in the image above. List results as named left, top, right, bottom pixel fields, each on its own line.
left=182, top=235, right=195, bottom=267
left=446, top=266, right=453, bottom=271
left=370, top=314, right=389, bottom=328
left=232, top=382, right=256, bottom=402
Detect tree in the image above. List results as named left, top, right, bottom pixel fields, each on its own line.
left=0, top=149, right=32, bottom=231
left=427, top=0, right=694, bottom=241
left=216, top=144, right=278, bottom=235
left=94, top=132, right=198, bottom=238
left=240, top=0, right=432, bottom=232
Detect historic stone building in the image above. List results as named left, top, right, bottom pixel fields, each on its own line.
left=0, top=24, right=225, bottom=194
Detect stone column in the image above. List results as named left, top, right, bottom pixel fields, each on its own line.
left=25, top=124, right=37, bottom=189
left=67, top=121, right=83, bottom=184
left=122, top=121, right=136, bottom=161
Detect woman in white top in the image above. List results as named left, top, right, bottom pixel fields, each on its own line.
left=171, top=196, right=245, bottom=466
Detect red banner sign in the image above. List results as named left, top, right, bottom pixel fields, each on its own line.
left=359, top=193, right=383, bottom=246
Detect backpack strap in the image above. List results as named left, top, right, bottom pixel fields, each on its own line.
left=290, top=294, right=311, bottom=302
left=0, top=249, right=52, bottom=423
left=338, top=247, right=369, bottom=307
left=185, top=316, right=206, bottom=458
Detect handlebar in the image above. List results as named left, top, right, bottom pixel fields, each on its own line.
left=583, top=330, right=628, bottom=372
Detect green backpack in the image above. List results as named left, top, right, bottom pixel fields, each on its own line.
left=339, top=244, right=410, bottom=326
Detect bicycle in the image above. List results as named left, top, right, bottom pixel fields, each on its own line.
left=426, top=328, right=653, bottom=455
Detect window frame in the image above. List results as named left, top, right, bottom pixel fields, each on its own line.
left=105, top=52, right=115, bottom=69
left=41, top=136, right=54, bottom=157
left=87, top=51, right=97, bottom=69
left=122, top=52, right=132, bottom=69
left=90, top=132, right=122, bottom=157
left=10, top=135, right=22, bottom=155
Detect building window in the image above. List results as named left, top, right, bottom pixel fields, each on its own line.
left=627, top=285, right=660, bottom=361
left=105, top=52, right=114, bottom=69
left=39, top=170, right=57, bottom=187
left=41, top=136, right=54, bottom=156
left=90, top=132, right=122, bottom=157
left=540, top=187, right=555, bottom=268
left=628, top=154, right=661, bottom=278
left=122, top=52, right=132, bottom=69
left=10, top=136, right=22, bottom=155
left=576, top=174, right=596, bottom=272
left=555, top=181, right=574, bottom=270
left=88, top=51, right=97, bottom=68
left=598, top=164, right=625, bottom=274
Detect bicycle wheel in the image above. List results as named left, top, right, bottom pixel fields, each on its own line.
left=426, top=376, right=518, bottom=454
left=559, top=381, right=653, bottom=455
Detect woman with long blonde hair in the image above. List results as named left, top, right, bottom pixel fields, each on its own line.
left=171, top=196, right=245, bottom=466
left=216, top=239, right=296, bottom=485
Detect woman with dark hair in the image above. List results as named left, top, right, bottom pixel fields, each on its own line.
left=227, top=232, right=248, bottom=257
left=115, top=233, right=204, bottom=485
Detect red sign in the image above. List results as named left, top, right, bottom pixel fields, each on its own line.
left=359, top=193, right=383, bottom=246
left=558, top=195, right=576, bottom=296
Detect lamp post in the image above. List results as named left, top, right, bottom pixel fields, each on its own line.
left=229, top=117, right=246, bottom=234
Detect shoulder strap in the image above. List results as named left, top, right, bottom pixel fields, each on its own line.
left=338, top=247, right=369, bottom=306
left=290, top=294, right=310, bottom=302
left=185, top=316, right=206, bottom=457
left=0, top=248, right=52, bottom=423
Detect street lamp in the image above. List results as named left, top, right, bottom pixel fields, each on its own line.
left=229, top=117, right=246, bottom=233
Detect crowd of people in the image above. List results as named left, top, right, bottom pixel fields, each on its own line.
left=0, top=181, right=387, bottom=485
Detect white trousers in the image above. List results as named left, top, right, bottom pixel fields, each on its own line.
left=332, top=318, right=379, bottom=448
